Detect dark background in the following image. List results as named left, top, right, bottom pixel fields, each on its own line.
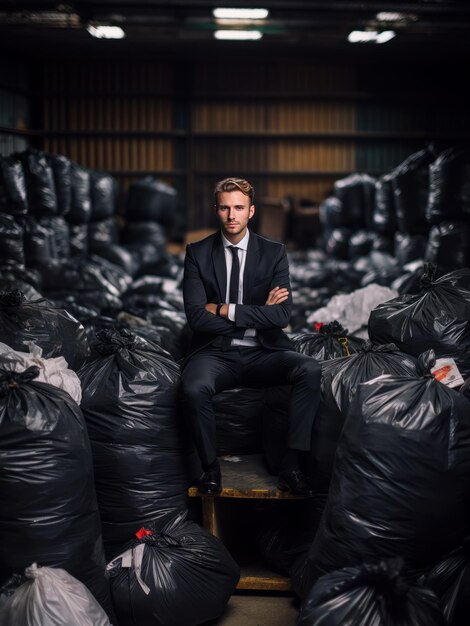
left=1, top=0, right=469, bottom=230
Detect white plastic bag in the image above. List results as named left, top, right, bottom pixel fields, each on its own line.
left=0, top=342, right=82, bottom=404
left=307, top=284, right=398, bottom=339
left=0, top=563, right=111, bottom=626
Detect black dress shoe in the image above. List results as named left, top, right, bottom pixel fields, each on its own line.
left=277, top=469, right=314, bottom=497
left=197, top=461, right=222, bottom=495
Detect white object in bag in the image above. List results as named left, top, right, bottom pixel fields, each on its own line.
left=0, top=342, right=82, bottom=404
left=0, top=563, right=111, bottom=626
left=307, top=284, right=398, bottom=339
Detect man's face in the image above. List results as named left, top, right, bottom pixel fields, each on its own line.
left=216, top=190, right=255, bottom=243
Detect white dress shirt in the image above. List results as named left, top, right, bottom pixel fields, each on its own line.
left=221, top=230, right=259, bottom=347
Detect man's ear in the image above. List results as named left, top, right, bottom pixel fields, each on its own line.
left=249, top=204, right=255, bottom=219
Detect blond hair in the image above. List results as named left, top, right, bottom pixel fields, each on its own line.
left=214, top=177, right=254, bottom=206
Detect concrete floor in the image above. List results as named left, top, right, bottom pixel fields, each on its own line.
left=205, top=592, right=301, bottom=626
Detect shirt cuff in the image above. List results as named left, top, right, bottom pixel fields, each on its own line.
left=228, top=304, right=236, bottom=321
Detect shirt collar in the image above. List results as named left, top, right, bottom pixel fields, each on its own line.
left=221, top=229, right=250, bottom=251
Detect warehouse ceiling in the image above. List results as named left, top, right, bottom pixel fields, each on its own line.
left=0, top=0, right=469, bottom=61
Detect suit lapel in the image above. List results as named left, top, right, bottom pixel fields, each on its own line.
left=212, top=232, right=227, bottom=301
left=243, top=231, right=259, bottom=304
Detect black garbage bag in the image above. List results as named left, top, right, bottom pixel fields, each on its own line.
left=298, top=558, right=445, bottom=626
left=17, top=149, right=58, bottom=216
left=391, top=265, right=427, bottom=295
left=302, top=263, right=347, bottom=293
left=90, top=171, right=117, bottom=220
left=50, top=294, right=103, bottom=324
left=47, top=153, right=72, bottom=217
left=121, top=221, right=167, bottom=247
left=85, top=255, right=133, bottom=296
left=124, top=242, right=167, bottom=275
left=349, top=229, right=375, bottom=258
left=291, top=321, right=364, bottom=361
left=69, top=162, right=92, bottom=224
left=24, top=216, right=71, bottom=263
left=354, top=249, right=398, bottom=275
left=426, top=148, right=470, bottom=225
left=372, top=234, right=394, bottom=254
left=307, top=341, right=417, bottom=498
left=88, top=218, right=119, bottom=252
left=254, top=503, right=320, bottom=578
left=125, top=275, right=169, bottom=296
left=0, top=263, right=42, bottom=291
left=0, top=213, right=24, bottom=265
left=0, top=290, right=90, bottom=370
left=0, top=278, right=41, bottom=301
left=424, top=221, right=470, bottom=270
left=23, top=217, right=55, bottom=268
left=213, top=387, right=264, bottom=456
left=420, top=543, right=470, bottom=626
left=125, top=176, right=178, bottom=228
left=47, top=289, right=122, bottom=318
left=360, top=266, right=403, bottom=288
left=319, top=195, right=343, bottom=236
left=373, top=172, right=397, bottom=235
left=37, top=259, right=101, bottom=294
left=93, top=243, right=140, bottom=277
left=392, top=147, right=436, bottom=234
left=44, top=215, right=71, bottom=260
left=394, top=231, right=427, bottom=265
left=293, top=350, right=470, bottom=597
left=69, top=223, right=89, bottom=257
left=107, top=513, right=240, bottom=626
left=0, top=365, right=113, bottom=619
left=333, top=173, right=376, bottom=229
left=325, top=228, right=352, bottom=260
left=145, top=307, right=187, bottom=356
left=0, top=155, right=28, bottom=216
left=135, top=250, right=184, bottom=281
left=78, top=328, right=192, bottom=550
left=85, top=316, right=173, bottom=361
left=368, top=265, right=470, bottom=378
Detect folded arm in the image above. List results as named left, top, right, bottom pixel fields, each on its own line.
left=183, top=245, right=236, bottom=335
left=234, top=245, right=293, bottom=329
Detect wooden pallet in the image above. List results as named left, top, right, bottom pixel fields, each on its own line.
left=189, top=454, right=306, bottom=591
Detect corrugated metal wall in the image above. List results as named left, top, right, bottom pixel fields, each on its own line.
left=28, top=57, right=467, bottom=231
left=191, top=62, right=357, bottom=227
left=42, top=61, right=178, bottom=206
left=39, top=60, right=361, bottom=228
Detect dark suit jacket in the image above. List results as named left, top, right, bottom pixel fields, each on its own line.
left=182, top=230, right=294, bottom=360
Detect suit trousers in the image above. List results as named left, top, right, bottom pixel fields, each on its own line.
left=180, top=344, right=322, bottom=468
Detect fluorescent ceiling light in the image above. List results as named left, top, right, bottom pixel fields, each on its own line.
left=215, top=19, right=262, bottom=26
left=348, top=30, right=395, bottom=44
left=213, top=8, right=269, bottom=20
left=376, top=12, right=407, bottom=22
left=376, top=11, right=416, bottom=23
left=375, top=30, right=396, bottom=44
left=87, top=24, right=125, bottom=39
left=214, top=29, right=263, bottom=40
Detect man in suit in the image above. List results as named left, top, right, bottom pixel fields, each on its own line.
left=181, top=177, right=321, bottom=496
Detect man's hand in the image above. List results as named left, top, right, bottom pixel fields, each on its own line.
left=265, top=286, right=289, bottom=305
left=205, top=303, right=228, bottom=317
